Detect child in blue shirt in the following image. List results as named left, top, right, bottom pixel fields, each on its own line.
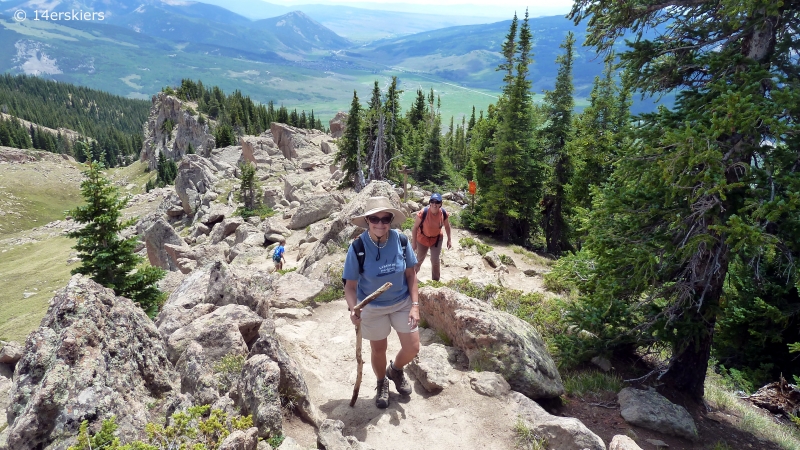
left=272, top=239, right=286, bottom=270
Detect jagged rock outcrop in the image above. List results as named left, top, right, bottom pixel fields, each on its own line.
left=234, top=354, right=283, bottom=438
left=5, top=275, right=179, bottom=449
left=618, top=387, right=699, bottom=441
left=418, top=286, right=564, bottom=399
left=328, top=112, right=347, bottom=139
left=270, top=123, right=304, bottom=160
left=206, top=260, right=274, bottom=318
left=141, top=92, right=215, bottom=169
left=175, top=154, right=218, bottom=214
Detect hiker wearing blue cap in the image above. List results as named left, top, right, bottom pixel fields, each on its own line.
left=411, top=193, right=452, bottom=281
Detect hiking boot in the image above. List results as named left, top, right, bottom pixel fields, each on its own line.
left=375, top=377, right=389, bottom=408
left=386, top=360, right=412, bottom=396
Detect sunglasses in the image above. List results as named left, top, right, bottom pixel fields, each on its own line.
left=430, top=200, right=442, bottom=205
left=367, top=215, right=393, bottom=224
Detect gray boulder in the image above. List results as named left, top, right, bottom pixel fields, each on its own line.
left=271, top=272, right=325, bottom=308
left=317, top=419, right=372, bottom=450
left=406, top=343, right=455, bottom=393
left=610, top=435, right=644, bottom=450
left=249, top=323, right=321, bottom=427
left=206, top=260, right=273, bottom=318
left=270, top=123, right=304, bottom=159
left=513, top=392, right=605, bottom=450
left=469, top=371, right=511, bottom=398
left=0, top=341, right=23, bottom=365
left=240, top=136, right=276, bottom=166
left=618, top=387, right=699, bottom=441
left=288, top=194, right=340, bottom=229
left=175, top=341, right=220, bottom=406
left=144, top=218, right=187, bottom=271
left=219, top=427, right=259, bottom=450
left=418, top=286, right=563, bottom=399
left=483, top=251, right=502, bottom=268
left=6, top=275, right=178, bottom=449
left=175, top=154, right=218, bottom=214
left=210, top=217, right=244, bottom=245
left=329, top=112, right=347, bottom=139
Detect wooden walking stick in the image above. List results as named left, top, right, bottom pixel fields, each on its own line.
left=350, top=282, right=392, bottom=407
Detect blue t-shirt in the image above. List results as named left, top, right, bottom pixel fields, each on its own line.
left=273, top=245, right=285, bottom=261
left=342, top=229, right=418, bottom=307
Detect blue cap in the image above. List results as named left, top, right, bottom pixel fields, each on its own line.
left=430, top=193, right=443, bottom=202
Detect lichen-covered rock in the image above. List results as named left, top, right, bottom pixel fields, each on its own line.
left=219, top=427, right=259, bottom=450
left=166, top=304, right=263, bottom=364
left=140, top=92, right=215, bottom=170
left=418, top=286, right=563, bottom=399
left=234, top=355, right=283, bottom=438
left=6, top=275, right=179, bottom=449
left=206, top=260, right=273, bottom=318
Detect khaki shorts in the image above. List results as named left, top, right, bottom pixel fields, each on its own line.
left=360, top=296, right=418, bottom=341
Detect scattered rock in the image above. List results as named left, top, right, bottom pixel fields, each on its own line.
left=618, top=387, right=698, bottom=441
left=271, top=272, right=325, bottom=308
left=328, top=112, right=347, bottom=139
left=0, top=341, right=23, bottom=365
left=407, top=343, right=455, bottom=393
left=219, top=427, right=259, bottom=450
left=483, top=251, right=502, bottom=268
left=469, top=371, right=511, bottom=398
left=513, top=392, right=605, bottom=450
left=591, top=356, right=612, bottom=372
left=610, top=435, right=644, bottom=450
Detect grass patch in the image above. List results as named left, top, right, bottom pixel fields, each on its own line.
left=313, top=286, right=345, bottom=303
left=0, top=236, right=75, bottom=342
left=513, top=419, right=547, bottom=450
left=107, top=160, right=152, bottom=195
left=510, top=245, right=555, bottom=267
left=705, top=372, right=800, bottom=450
left=277, top=267, right=297, bottom=275
left=459, top=237, right=493, bottom=256
left=0, top=158, right=83, bottom=236
left=235, top=205, right=276, bottom=220
left=401, top=216, right=415, bottom=231
left=562, top=370, right=623, bottom=401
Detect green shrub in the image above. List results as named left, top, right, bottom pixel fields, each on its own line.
left=543, top=250, right=595, bottom=293
left=277, top=267, right=297, bottom=275
left=214, top=353, right=246, bottom=392
left=401, top=216, right=415, bottom=231
left=445, top=277, right=501, bottom=302
left=185, top=106, right=197, bottom=116
left=499, top=254, right=515, bottom=266
left=68, top=406, right=254, bottom=450
left=314, top=286, right=345, bottom=303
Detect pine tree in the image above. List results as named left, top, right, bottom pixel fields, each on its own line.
left=567, top=0, right=800, bottom=399
left=335, top=91, right=363, bottom=189
left=383, top=76, right=405, bottom=172
left=67, top=160, right=166, bottom=317
left=419, top=116, right=444, bottom=185
left=238, top=161, right=259, bottom=210
left=477, top=10, right=543, bottom=243
left=541, top=32, right=576, bottom=255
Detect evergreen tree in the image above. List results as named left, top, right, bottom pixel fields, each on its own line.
left=419, top=116, right=444, bottom=185
left=383, top=76, right=405, bottom=172
left=334, top=91, right=363, bottom=188
left=476, top=10, right=543, bottom=244
left=541, top=32, right=576, bottom=254
left=238, top=161, right=259, bottom=210
left=567, top=0, right=800, bottom=398
left=67, top=160, right=166, bottom=317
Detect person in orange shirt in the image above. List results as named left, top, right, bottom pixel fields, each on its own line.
left=411, top=193, right=452, bottom=281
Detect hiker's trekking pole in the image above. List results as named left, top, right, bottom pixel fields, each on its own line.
left=350, top=282, right=392, bottom=407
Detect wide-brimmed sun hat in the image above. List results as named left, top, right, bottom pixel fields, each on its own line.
left=350, top=196, right=406, bottom=228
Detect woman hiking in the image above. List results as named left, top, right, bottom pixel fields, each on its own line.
left=343, top=196, right=420, bottom=409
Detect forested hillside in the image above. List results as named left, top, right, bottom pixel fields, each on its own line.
left=0, top=74, right=148, bottom=166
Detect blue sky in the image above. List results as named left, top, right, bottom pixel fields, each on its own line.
left=262, top=1, right=575, bottom=18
